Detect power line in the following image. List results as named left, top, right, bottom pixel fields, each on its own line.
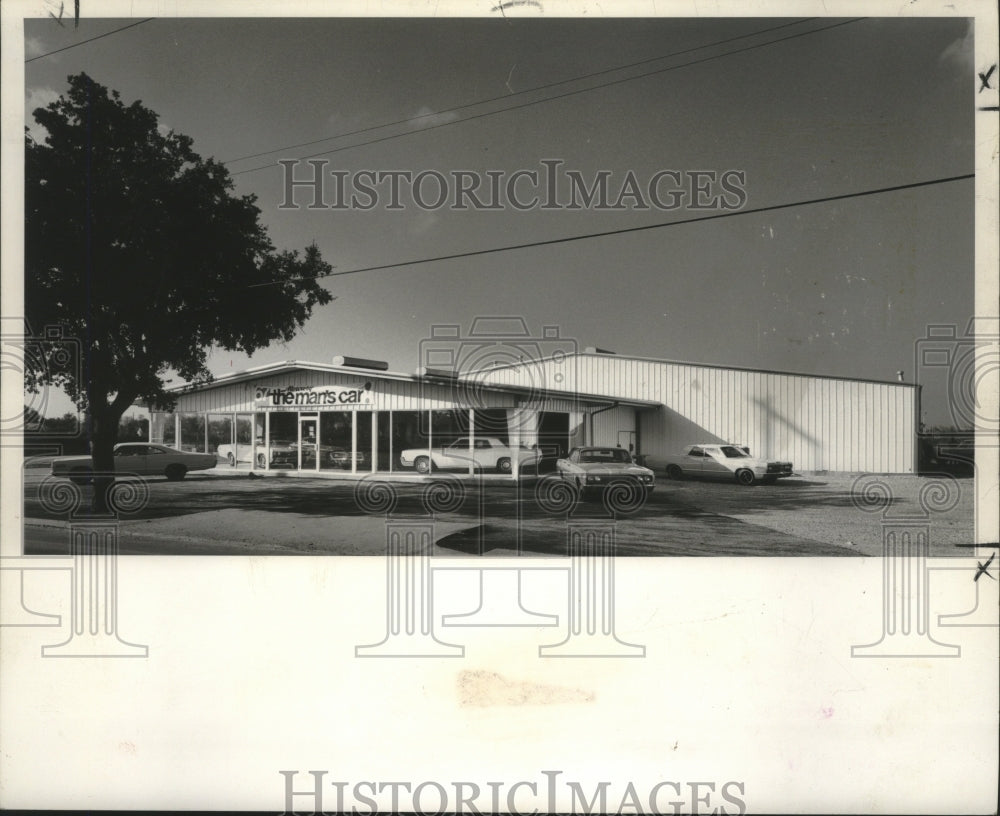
left=25, top=18, right=155, bottom=63
left=246, top=172, right=974, bottom=288
left=231, top=18, right=864, bottom=177
left=223, top=17, right=818, bottom=165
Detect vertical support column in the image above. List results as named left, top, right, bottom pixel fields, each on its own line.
left=356, top=519, right=463, bottom=657
left=350, top=411, right=357, bottom=475
left=42, top=514, right=148, bottom=658
left=540, top=520, right=644, bottom=657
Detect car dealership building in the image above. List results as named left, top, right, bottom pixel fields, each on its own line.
left=150, top=343, right=919, bottom=475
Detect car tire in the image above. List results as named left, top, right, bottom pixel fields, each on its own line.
left=69, top=467, right=93, bottom=486
left=415, top=456, right=432, bottom=474
left=227, top=453, right=236, bottom=466
left=165, top=464, right=187, bottom=481
left=736, top=469, right=756, bottom=486
left=666, top=465, right=683, bottom=480
left=496, top=457, right=512, bottom=474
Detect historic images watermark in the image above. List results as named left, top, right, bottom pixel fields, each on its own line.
left=278, top=159, right=748, bottom=212
left=278, top=770, right=748, bottom=815
left=1, top=318, right=148, bottom=657
left=353, top=317, right=649, bottom=659
left=850, top=318, right=999, bottom=657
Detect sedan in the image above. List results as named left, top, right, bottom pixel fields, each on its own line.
left=644, top=444, right=793, bottom=485
left=51, top=443, right=217, bottom=483
left=555, top=447, right=656, bottom=494
left=399, top=437, right=542, bottom=474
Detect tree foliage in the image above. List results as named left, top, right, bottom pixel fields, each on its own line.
left=25, top=73, right=333, bottom=506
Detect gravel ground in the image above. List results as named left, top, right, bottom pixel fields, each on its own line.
left=20, top=467, right=977, bottom=557
left=660, top=473, right=977, bottom=556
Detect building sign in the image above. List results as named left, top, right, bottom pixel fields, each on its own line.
left=254, top=383, right=374, bottom=409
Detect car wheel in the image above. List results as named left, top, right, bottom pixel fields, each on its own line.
left=69, top=467, right=93, bottom=486
left=415, top=456, right=431, bottom=474
left=165, top=464, right=187, bottom=481
left=736, top=469, right=756, bottom=486
left=496, top=457, right=512, bottom=474
left=666, top=465, right=683, bottom=480
left=227, top=453, right=236, bottom=466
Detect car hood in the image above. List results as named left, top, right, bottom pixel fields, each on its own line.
left=51, top=455, right=92, bottom=469
left=576, top=463, right=654, bottom=477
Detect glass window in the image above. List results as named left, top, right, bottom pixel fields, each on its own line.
left=376, top=413, right=392, bottom=472
left=179, top=413, right=206, bottom=453
left=268, top=412, right=297, bottom=469
left=150, top=413, right=175, bottom=446
left=392, top=411, right=429, bottom=471
left=432, top=410, right=466, bottom=448
left=356, top=411, right=374, bottom=472
left=207, top=414, right=233, bottom=458
left=474, top=409, right=509, bottom=446
left=320, top=412, right=353, bottom=471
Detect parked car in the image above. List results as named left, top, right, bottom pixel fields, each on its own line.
left=643, top=444, right=793, bottom=485
left=216, top=441, right=257, bottom=466
left=325, top=447, right=369, bottom=470
left=399, top=436, right=542, bottom=474
left=555, top=446, right=656, bottom=494
left=51, top=443, right=217, bottom=483
left=237, top=440, right=369, bottom=469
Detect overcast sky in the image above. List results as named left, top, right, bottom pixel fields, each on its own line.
left=23, top=16, right=975, bottom=425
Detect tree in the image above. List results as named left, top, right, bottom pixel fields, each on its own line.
left=25, top=73, right=333, bottom=510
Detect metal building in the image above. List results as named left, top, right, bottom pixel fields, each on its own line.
left=467, top=350, right=918, bottom=473
left=149, top=357, right=655, bottom=476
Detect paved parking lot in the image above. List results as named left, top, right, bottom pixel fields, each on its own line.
left=20, top=463, right=975, bottom=557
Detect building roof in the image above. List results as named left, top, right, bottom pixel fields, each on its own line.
left=162, top=359, right=661, bottom=409
left=475, top=349, right=919, bottom=388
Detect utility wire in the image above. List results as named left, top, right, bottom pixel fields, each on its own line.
left=246, top=173, right=974, bottom=288
left=231, top=17, right=864, bottom=177
left=25, top=18, right=155, bottom=63
left=224, top=17, right=818, bottom=165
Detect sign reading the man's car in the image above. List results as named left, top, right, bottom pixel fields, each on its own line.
left=254, top=383, right=374, bottom=410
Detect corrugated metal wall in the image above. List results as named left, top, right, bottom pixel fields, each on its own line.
left=476, top=355, right=916, bottom=473
left=590, top=405, right=636, bottom=449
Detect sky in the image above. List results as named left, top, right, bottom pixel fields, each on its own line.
left=20, top=15, right=977, bottom=426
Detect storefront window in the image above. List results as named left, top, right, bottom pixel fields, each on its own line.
left=392, top=411, right=429, bottom=472
left=207, top=414, right=233, bottom=458
left=356, top=411, right=374, bottom=473
left=268, top=412, right=297, bottom=469
left=150, top=412, right=175, bottom=445
left=376, top=413, right=392, bottom=471
left=254, top=414, right=266, bottom=468
left=179, top=413, right=206, bottom=453
left=474, top=409, right=509, bottom=446
left=319, top=412, right=353, bottom=471
left=432, top=409, right=467, bottom=447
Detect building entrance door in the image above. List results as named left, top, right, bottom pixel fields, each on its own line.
left=299, top=415, right=319, bottom=471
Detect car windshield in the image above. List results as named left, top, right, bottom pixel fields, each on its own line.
left=579, top=449, right=632, bottom=464
left=719, top=446, right=750, bottom=458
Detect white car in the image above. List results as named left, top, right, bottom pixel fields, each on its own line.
left=555, top=446, right=656, bottom=493
left=643, top=444, right=793, bottom=486
left=399, top=436, right=542, bottom=474
left=51, top=443, right=218, bottom=483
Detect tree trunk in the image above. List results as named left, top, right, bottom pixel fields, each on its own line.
left=89, top=407, right=119, bottom=515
